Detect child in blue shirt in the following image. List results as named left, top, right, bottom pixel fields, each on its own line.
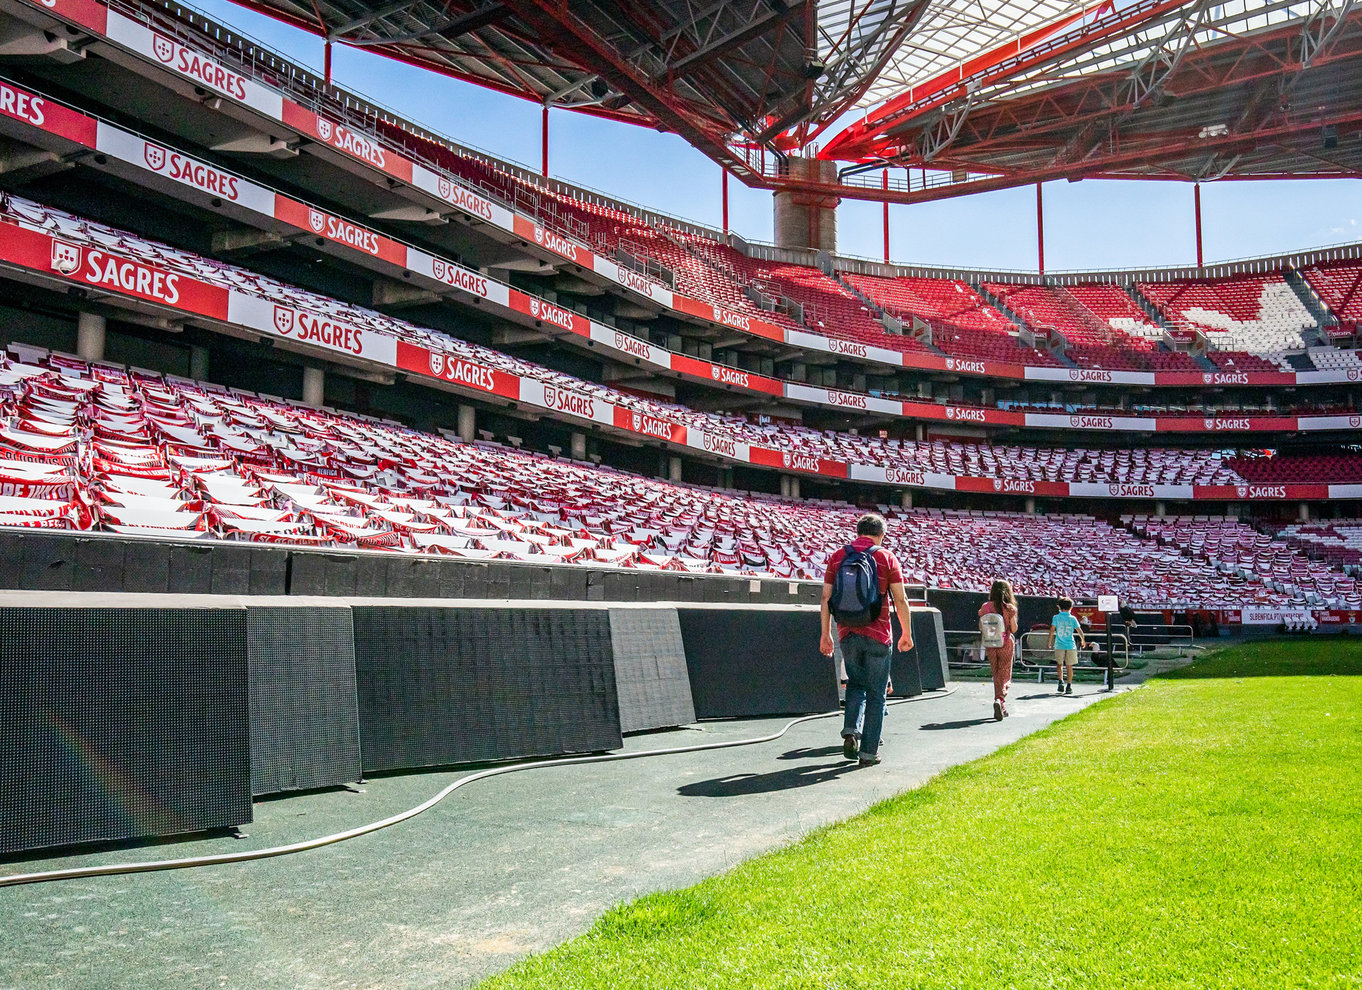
left=1047, top=596, right=1086, bottom=695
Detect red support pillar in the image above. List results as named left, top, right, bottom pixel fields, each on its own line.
left=882, top=170, right=890, bottom=262
left=1194, top=182, right=1204, bottom=268
left=1036, top=181, right=1046, bottom=275
left=323, top=40, right=332, bottom=86
left=541, top=104, right=549, bottom=178
left=721, top=168, right=729, bottom=233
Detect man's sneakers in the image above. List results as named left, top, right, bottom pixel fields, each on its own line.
left=842, top=734, right=860, bottom=761
left=858, top=753, right=881, bottom=767
left=1065, top=681, right=1074, bottom=696
left=1056, top=680, right=1066, bottom=694
left=993, top=699, right=1004, bottom=721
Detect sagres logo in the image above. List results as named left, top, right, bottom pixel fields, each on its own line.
left=530, top=299, right=540, bottom=318
left=316, top=119, right=333, bottom=142
left=1108, top=484, right=1121, bottom=496
left=993, top=479, right=1002, bottom=492
left=702, top=432, right=736, bottom=456
left=152, top=33, right=175, bottom=64
left=631, top=412, right=642, bottom=431
left=1203, top=418, right=1215, bottom=431
left=1351, top=416, right=1361, bottom=429
left=437, top=176, right=453, bottom=200
left=1236, top=486, right=1248, bottom=498
left=945, top=358, right=955, bottom=370
left=308, top=209, right=326, bottom=233
left=144, top=143, right=167, bottom=172
left=51, top=240, right=81, bottom=274
left=1069, top=368, right=1112, bottom=383
left=273, top=305, right=294, bottom=334
left=432, top=258, right=447, bottom=281
left=946, top=407, right=955, bottom=419
left=1203, top=374, right=1213, bottom=385
left=1070, top=415, right=1113, bottom=429
left=782, top=452, right=792, bottom=468
left=1350, top=369, right=1360, bottom=382
left=533, top=226, right=545, bottom=245
left=612, top=331, right=651, bottom=360
left=429, top=350, right=445, bottom=377
left=542, top=386, right=593, bottom=417
left=885, top=467, right=924, bottom=486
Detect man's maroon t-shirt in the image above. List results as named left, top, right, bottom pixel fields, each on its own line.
left=823, top=536, right=904, bottom=646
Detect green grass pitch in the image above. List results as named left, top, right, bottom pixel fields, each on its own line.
left=477, top=638, right=1362, bottom=990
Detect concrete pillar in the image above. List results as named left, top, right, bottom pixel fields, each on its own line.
left=773, top=156, right=839, bottom=252
left=900, top=489, right=913, bottom=510
left=570, top=431, right=586, bottom=461
left=189, top=345, right=209, bottom=382
left=915, top=423, right=925, bottom=442
left=76, top=311, right=106, bottom=363
left=302, top=365, right=325, bottom=407
left=1155, top=501, right=1167, bottom=518
left=788, top=475, right=800, bottom=500
left=669, top=456, right=683, bottom=483
left=1299, top=502, right=1311, bottom=523
left=457, top=404, right=476, bottom=443
left=1025, top=496, right=1036, bottom=514
left=719, top=467, right=734, bottom=489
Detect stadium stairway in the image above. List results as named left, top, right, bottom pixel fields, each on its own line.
left=1283, top=268, right=1338, bottom=342
left=970, top=280, right=1076, bottom=367
left=1125, top=283, right=1179, bottom=333
left=830, top=273, right=948, bottom=352
left=970, top=280, right=1027, bottom=330
left=1123, top=283, right=1219, bottom=370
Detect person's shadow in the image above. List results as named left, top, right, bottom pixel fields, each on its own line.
left=777, top=746, right=844, bottom=761
left=919, top=718, right=995, bottom=730
left=678, top=762, right=859, bottom=797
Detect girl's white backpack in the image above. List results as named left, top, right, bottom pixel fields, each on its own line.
left=980, top=610, right=1006, bottom=649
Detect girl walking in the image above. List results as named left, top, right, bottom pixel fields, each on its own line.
left=978, top=579, right=1019, bottom=721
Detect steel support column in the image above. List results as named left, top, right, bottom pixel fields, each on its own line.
left=541, top=103, right=549, bottom=177
left=1036, top=182, right=1046, bottom=275
left=882, top=170, right=890, bottom=261
left=1194, top=181, right=1204, bottom=268
left=722, top=168, right=729, bottom=233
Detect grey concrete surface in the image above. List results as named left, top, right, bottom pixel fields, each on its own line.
left=0, top=679, right=1133, bottom=990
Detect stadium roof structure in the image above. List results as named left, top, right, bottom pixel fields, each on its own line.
left=225, top=0, right=1362, bottom=202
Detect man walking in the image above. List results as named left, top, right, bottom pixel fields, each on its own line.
left=820, top=513, right=913, bottom=766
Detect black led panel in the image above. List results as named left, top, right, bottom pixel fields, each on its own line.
left=608, top=608, right=696, bottom=733
left=912, top=607, right=950, bottom=691
left=352, top=606, right=622, bottom=772
left=677, top=608, right=838, bottom=718
left=0, top=607, right=251, bottom=855
left=247, top=607, right=362, bottom=796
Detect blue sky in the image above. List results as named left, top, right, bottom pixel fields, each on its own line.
left=202, top=0, right=1362, bottom=273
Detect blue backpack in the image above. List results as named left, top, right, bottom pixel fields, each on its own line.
left=830, top=545, right=883, bottom=627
